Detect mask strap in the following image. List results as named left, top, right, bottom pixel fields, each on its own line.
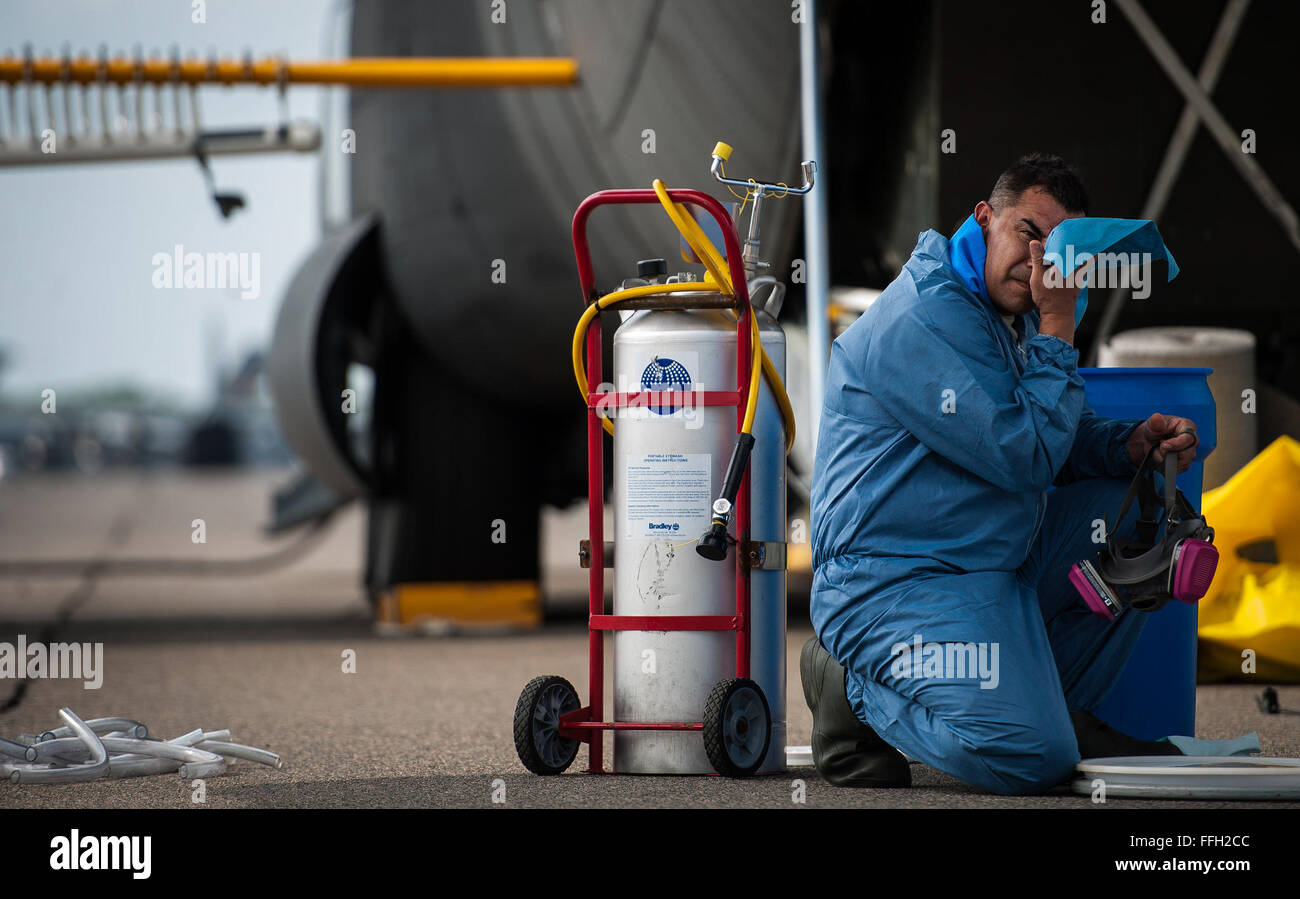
left=1110, top=442, right=1162, bottom=547
left=1164, top=445, right=1179, bottom=521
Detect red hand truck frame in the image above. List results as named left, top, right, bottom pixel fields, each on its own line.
left=559, top=187, right=758, bottom=775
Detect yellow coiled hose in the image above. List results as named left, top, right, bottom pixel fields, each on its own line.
left=570, top=180, right=796, bottom=452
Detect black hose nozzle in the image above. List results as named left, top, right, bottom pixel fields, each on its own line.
left=697, top=433, right=755, bottom=561
left=696, top=522, right=730, bottom=561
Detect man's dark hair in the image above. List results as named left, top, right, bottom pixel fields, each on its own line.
left=989, top=153, right=1089, bottom=215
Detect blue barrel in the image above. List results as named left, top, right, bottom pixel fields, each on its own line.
left=1078, top=367, right=1216, bottom=741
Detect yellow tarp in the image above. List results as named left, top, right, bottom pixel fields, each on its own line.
left=1197, top=436, right=1300, bottom=681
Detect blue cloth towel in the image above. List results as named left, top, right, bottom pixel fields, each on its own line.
left=1041, top=218, right=1179, bottom=326
left=1166, top=732, right=1262, bottom=757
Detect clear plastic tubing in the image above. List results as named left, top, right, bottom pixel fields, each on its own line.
left=177, top=759, right=229, bottom=779
left=196, top=740, right=284, bottom=769
left=108, top=757, right=183, bottom=778
left=32, top=730, right=235, bottom=765
left=4, top=723, right=270, bottom=782
left=25, top=735, right=221, bottom=767
left=0, top=737, right=36, bottom=762
left=111, top=730, right=232, bottom=778
left=99, top=737, right=222, bottom=767
left=120, top=728, right=204, bottom=755
left=105, top=729, right=200, bottom=778
left=112, top=757, right=228, bottom=779
left=165, top=729, right=230, bottom=746
left=30, top=736, right=164, bottom=764
left=40, top=718, right=148, bottom=741
left=27, top=738, right=96, bottom=764
left=9, top=708, right=109, bottom=784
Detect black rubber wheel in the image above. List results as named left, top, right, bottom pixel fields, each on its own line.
left=703, top=677, right=772, bottom=777
left=513, top=675, right=581, bottom=775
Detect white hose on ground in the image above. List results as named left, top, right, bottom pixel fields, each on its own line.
left=195, top=740, right=284, bottom=769
left=2, top=713, right=278, bottom=784
left=40, top=717, right=148, bottom=741
left=8, top=708, right=109, bottom=784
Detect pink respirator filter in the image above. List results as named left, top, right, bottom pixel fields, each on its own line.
left=1172, top=539, right=1218, bottom=603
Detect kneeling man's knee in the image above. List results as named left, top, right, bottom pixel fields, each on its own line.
left=974, top=731, right=1079, bottom=796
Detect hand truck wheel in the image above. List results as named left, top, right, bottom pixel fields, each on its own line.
left=514, top=675, right=581, bottom=775
left=703, top=677, right=771, bottom=777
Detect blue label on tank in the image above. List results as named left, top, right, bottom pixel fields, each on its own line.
left=640, top=357, right=692, bottom=414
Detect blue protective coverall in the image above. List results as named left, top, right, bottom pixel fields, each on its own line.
left=809, top=216, right=1152, bottom=795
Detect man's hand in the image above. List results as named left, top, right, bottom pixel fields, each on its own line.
left=1029, top=240, right=1092, bottom=344
left=1127, top=412, right=1199, bottom=473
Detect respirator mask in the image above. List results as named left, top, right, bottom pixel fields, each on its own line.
left=1068, top=437, right=1219, bottom=620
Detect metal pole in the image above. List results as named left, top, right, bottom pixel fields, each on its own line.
left=0, top=121, right=322, bottom=166
left=0, top=55, right=579, bottom=88
left=1113, top=0, right=1300, bottom=254
left=1089, top=0, right=1250, bottom=363
left=800, top=0, right=831, bottom=454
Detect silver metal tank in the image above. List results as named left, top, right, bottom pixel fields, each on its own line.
left=611, top=294, right=786, bottom=774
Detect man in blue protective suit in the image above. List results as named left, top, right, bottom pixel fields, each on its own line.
left=801, top=154, right=1200, bottom=795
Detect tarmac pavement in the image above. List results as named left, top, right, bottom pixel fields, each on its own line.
left=1, top=471, right=1297, bottom=809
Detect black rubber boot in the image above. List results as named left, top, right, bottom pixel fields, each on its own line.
left=800, top=636, right=911, bottom=787
left=1070, top=710, right=1184, bottom=759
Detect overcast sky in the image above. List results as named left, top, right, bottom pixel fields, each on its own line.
left=0, top=0, right=344, bottom=410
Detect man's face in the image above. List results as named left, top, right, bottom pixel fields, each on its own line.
left=974, top=187, right=1083, bottom=315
